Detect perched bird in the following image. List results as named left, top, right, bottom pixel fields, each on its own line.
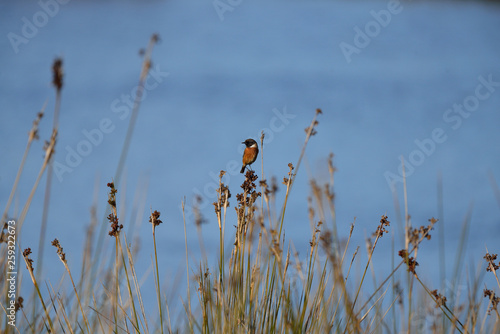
left=240, top=138, right=259, bottom=173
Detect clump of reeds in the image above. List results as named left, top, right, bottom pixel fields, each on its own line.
left=2, top=37, right=500, bottom=334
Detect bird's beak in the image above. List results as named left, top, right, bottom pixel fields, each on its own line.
left=241, top=142, right=245, bottom=144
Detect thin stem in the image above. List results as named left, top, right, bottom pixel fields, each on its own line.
left=152, top=219, right=164, bottom=334
left=2, top=105, right=45, bottom=224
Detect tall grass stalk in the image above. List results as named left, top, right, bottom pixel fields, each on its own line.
left=17, top=128, right=57, bottom=232
left=21, top=249, right=54, bottom=332
left=1, top=106, right=45, bottom=224
left=37, top=58, right=64, bottom=279
left=181, top=199, right=193, bottom=333
left=51, top=239, right=90, bottom=333
left=150, top=210, right=164, bottom=334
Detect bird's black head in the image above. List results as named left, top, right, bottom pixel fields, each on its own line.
left=242, top=138, right=258, bottom=148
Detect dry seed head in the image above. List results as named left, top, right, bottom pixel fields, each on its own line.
left=107, top=182, right=117, bottom=207
left=108, top=213, right=122, bottom=237
left=484, top=253, right=499, bottom=272
left=23, top=248, right=34, bottom=271
left=283, top=163, right=294, bottom=185
left=152, top=33, right=160, bottom=43
left=213, top=178, right=231, bottom=215
left=374, top=215, right=390, bottom=238
left=15, top=297, right=24, bottom=312
left=237, top=170, right=261, bottom=206
left=0, top=223, right=8, bottom=243
left=29, top=111, right=44, bottom=141
left=52, top=58, right=64, bottom=91
left=107, top=182, right=123, bottom=237
left=431, top=290, right=447, bottom=308
left=398, top=249, right=419, bottom=273
left=484, top=289, right=499, bottom=314
left=327, top=152, right=336, bottom=174
left=149, top=210, right=163, bottom=227
left=51, top=238, right=66, bottom=263
left=305, top=120, right=319, bottom=136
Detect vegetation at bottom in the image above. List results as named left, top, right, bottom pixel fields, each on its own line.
left=1, top=35, right=499, bottom=333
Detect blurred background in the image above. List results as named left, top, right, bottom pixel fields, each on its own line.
left=1, top=0, right=500, bottom=326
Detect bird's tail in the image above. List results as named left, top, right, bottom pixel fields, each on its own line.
left=240, top=165, right=245, bottom=174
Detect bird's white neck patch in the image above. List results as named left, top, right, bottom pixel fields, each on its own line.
left=250, top=143, right=257, bottom=148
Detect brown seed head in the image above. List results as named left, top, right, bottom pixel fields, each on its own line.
left=23, top=248, right=34, bottom=271
left=52, top=58, right=64, bottom=91
left=149, top=210, right=163, bottom=227
left=51, top=238, right=66, bottom=263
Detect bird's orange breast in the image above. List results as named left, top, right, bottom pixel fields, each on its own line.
left=243, top=147, right=258, bottom=165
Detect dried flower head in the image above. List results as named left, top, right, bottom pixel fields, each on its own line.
left=0, top=223, right=8, bottom=243
left=108, top=213, right=122, bottom=237
left=484, top=289, right=499, bottom=314
left=431, top=290, right=448, bottom=308
left=15, top=297, right=24, bottom=312
left=42, top=129, right=57, bottom=163
left=51, top=238, right=66, bottom=263
left=305, top=120, right=319, bottom=136
left=374, top=215, right=390, bottom=238
left=152, top=33, right=160, bottom=44
left=149, top=210, right=163, bottom=228
left=484, top=253, right=499, bottom=272
left=52, top=58, right=64, bottom=91
left=28, top=111, right=44, bottom=142
left=107, top=182, right=117, bottom=208
left=234, top=170, right=262, bottom=243
left=107, top=182, right=123, bottom=237
left=407, top=218, right=437, bottom=248
left=282, top=163, right=294, bottom=185
left=399, top=249, right=419, bottom=274
left=213, top=175, right=231, bottom=216
left=236, top=170, right=261, bottom=206
left=23, top=248, right=34, bottom=271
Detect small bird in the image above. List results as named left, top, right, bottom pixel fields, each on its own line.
left=240, top=138, right=259, bottom=173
